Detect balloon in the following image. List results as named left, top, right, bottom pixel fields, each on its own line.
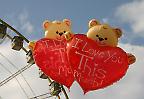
left=33, top=38, right=74, bottom=88
left=33, top=34, right=129, bottom=93
left=67, top=34, right=129, bottom=93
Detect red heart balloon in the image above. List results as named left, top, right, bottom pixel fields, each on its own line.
left=67, top=34, right=129, bottom=93
left=33, top=38, right=74, bottom=88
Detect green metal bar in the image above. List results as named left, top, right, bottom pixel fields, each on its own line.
left=0, top=18, right=29, bottom=43
left=61, top=85, right=69, bottom=99
left=47, top=77, right=61, bottom=99
left=47, top=78, right=69, bottom=99
left=47, top=76, right=52, bottom=83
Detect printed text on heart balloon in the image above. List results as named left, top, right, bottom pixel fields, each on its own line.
left=35, top=39, right=72, bottom=77
left=71, top=37, right=123, bottom=87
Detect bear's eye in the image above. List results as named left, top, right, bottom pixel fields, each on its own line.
left=105, top=38, right=108, bottom=40
left=63, top=31, right=66, bottom=33
left=56, top=31, right=59, bottom=34
left=96, top=35, right=99, bottom=37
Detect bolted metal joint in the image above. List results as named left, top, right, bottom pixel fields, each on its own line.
left=0, top=24, right=7, bottom=39
left=39, top=70, right=48, bottom=79
left=11, top=36, right=23, bottom=51
left=26, top=50, right=35, bottom=64
left=49, top=81, right=62, bottom=96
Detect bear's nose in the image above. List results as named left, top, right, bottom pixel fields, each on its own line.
left=99, top=37, right=104, bottom=41
left=59, top=32, right=63, bottom=36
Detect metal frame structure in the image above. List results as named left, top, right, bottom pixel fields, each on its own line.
left=0, top=18, right=69, bottom=99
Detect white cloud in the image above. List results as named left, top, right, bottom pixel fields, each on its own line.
left=18, top=10, right=34, bottom=34
left=115, top=0, right=144, bottom=37
left=3, top=9, right=35, bottom=37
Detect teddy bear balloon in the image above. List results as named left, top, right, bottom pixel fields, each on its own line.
left=87, top=19, right=136, bottom=65
left=29, top=19, right=75, bottom=88
left=30, top=18, right=136, bottom=94
left=28, top=19, right=72, bottom=50
left=65, top=19, right=136, bottom=93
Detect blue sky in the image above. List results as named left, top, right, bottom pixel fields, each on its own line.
left=1, top=0, right=143, bottom=46
left=1, top=0, right=144, bottom=99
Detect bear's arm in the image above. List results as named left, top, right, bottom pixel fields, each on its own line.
left=28, top=41, right=36, bottom=51
left=127, top=53, right=136, bottom=65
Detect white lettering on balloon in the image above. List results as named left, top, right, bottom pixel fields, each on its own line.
left=75, top=51, right=93, bottom=70
left=72, top=37, right=123, bottom=87
left=41, top=39, right=71, bottom=77
left=72, top=38, right=83, bottom=49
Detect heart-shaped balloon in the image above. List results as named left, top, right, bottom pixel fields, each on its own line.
left=33, top=38, right=74, bottom=88
left=67, top=34, right=129, bottom=93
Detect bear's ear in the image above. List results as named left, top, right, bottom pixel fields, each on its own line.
left=43, top=20, right=51, bottom=30
left=63, top=19, right=71, bottom=27
left=113, top=28, right=122, bottom=38
left=89, top=19, right=100, bottom=28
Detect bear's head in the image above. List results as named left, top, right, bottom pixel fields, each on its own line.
left=87, top=19, right=122, bottom=47
left=43, top=19, right=72, bottom=40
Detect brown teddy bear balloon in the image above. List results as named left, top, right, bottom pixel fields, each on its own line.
left=87, top=19, right=136, bottom=65
left=28, top=19, right=73, bottom=79
left=28, top=19, right=72, bottom=50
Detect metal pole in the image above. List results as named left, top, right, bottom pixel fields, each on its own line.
left=0, top=63, right=34, bottom=87
left=61, top=85, right=69, bottom=99
left=0, top=18, right=29, bottom=43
